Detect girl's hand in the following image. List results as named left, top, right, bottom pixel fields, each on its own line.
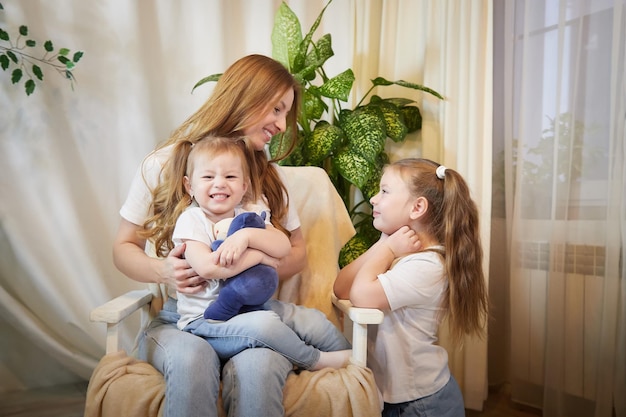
left=226, top=248, right=280, bottom=271
left=213, top=230, right=249, bottom=266
left=259, top=252, right=281, bottom=270
left=386, top=226, right=421, bottom=257
left=166, top=243, right=206, bottom=294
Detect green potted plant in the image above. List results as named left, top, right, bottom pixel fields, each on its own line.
left=194, top=0, right=443, bottom=265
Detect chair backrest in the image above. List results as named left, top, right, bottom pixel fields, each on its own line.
left=276, top=166, right=355, bottom=327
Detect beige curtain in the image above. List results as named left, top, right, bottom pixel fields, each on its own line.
left=0, top=1, right=493, bottom=410
left=350, top=0, right=493, bottom=410
left=493, top=0, right=626, bottom=415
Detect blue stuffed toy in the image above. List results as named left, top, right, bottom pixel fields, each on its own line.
left=203, top=211, right=279, bottom=321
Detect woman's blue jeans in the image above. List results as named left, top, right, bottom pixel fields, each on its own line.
left=138, top=297, right=350, bottom=417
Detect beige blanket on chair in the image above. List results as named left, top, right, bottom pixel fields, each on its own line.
left=86, top=351, right=380, bottom=417
left=284, top=364, right=381, bottom=417
left=278, top=167, right=381, bottom=416
left=85, top=350, right=165, bottom=417
left=277, top=166, right=356, bottom=328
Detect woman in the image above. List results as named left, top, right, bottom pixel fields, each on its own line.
left=113, top=54, right=343, bottom=417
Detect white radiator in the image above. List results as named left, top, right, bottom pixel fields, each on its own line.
left=510, top=241, right=605, bottom=401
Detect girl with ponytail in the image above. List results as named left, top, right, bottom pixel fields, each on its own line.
left=334, top=158, right=489, bottom=417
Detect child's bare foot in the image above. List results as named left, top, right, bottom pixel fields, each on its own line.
left=311, top=349, right=352, bottom=370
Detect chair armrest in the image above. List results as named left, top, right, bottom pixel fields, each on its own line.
left=90, top=289, right=154, bottom=354
left=90, top=289, right=153, bottom=324
left=331, top=294, right=383, bottom=367
left=332, top=294, right=384, bottom=324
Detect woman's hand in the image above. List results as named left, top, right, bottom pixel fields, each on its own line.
left=165, top=243, right=206, bottom=294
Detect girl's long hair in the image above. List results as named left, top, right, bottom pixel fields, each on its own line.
left=140, top=54, right=301, bottom=256
left=390, top=158, right=489, bottom=344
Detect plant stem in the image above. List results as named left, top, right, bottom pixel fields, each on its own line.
left=355, top=85, right=376, bottom=108
left=0, top=45, right=64, bottom=70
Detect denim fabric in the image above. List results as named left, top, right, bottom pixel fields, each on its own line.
left=139, top=301, right=221, bottom=417
left=222, top=347, right=293, bottom=417
left=264, top=299, right=352, bottom=351
left=382, top=376, right=465, bottom=417
left=186, top=298, right=350, bottom=368
left=185, top=309, right=324, bottom=368
left=138, top=297, right=350, bottom=417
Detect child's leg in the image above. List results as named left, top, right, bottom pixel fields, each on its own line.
left=311, top=350, right=352, bottom=370
left=184, top=310, right=350, bottom=370
left=265, top=300, right=352, bottom=351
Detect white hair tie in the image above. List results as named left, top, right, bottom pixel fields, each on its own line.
left=436, top=165, right=447, bottom=179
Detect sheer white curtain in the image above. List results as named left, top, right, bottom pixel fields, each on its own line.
left=433, top=2, right=493, bottom=410
left=494, top=0, right=626, bottom=415
left=328, top=0, right=493, bottom=409
left=0, top=1, right=493, bottom=409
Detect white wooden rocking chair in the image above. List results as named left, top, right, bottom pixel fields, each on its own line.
left=86, top=166, right=384, bottom=417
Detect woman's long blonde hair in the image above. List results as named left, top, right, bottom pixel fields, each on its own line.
left=140, top=54, right=301, bottom=256
left=389, top=158, right=489, bottom=344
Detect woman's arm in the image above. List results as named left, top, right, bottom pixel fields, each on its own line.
left=276, top=227, right=306, bottom=281
left=112, top=218, right=206, bottom=293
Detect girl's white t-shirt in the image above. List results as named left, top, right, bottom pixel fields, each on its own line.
left=172, top=204, right=271, bottom=329
left=369, top=249, right=450, bottom=404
